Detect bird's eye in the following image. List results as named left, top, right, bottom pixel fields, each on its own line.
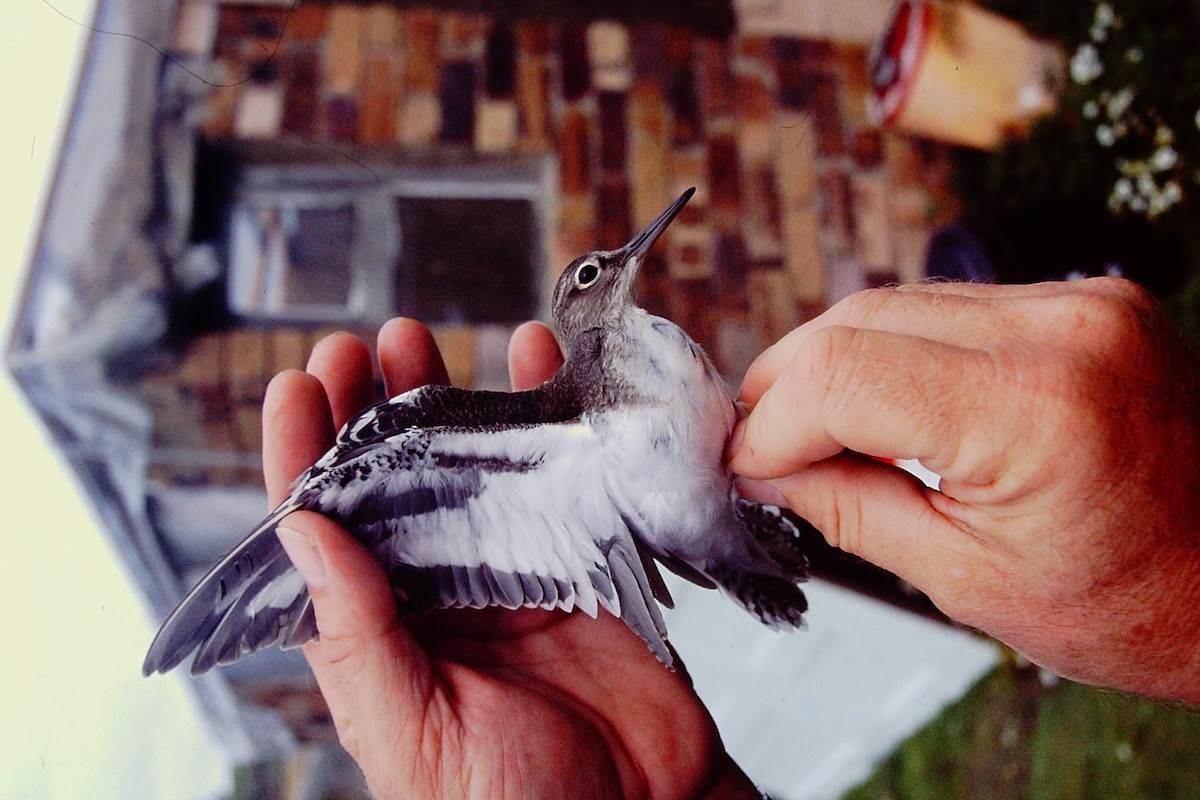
left=574, top=262, right=601, bottom=289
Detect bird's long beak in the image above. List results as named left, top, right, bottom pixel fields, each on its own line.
left=611, top=187, right=694, bottom=303
left=621, top=187, right=695, bottom=263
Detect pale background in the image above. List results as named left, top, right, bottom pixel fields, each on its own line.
left=1, top=2, right=229, bottom=797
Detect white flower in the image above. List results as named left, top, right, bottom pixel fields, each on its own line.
left=1137, top=171, right=1156, bottom=196
left=1091, top=3, right=1115, bottom=41
left=1096, top=124, right=1116, bottom=146
left=1071, top=43, right=1104, bottom=84
left=1151, top=145, right=1179, bottom=172
left=1116, top=157, right=1142, bottom=178
left=1083, top=100, right=1100, bottom=119
left=1149, top=189, right=1172, bottom=216
left=1112, top=177, right=1134, bottom=202
left=1163, top=181, right=1183, bottom=205
left=1107, top=87, right=1135, bottom=119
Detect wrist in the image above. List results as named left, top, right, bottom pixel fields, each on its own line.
left=1093, top=520, right=1200, bottom=705
left=1130, top=550, right=1200, bottom=705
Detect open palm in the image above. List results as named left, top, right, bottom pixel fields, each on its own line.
left=263, top=318, right=755, bottom=799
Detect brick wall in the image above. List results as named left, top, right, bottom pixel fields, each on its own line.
left=148, top=1, right=957, bottom=487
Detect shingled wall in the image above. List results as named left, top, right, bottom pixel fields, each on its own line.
left=142, top=1, right=957, bottom=489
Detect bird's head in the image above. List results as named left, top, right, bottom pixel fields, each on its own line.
left=552, top=188, right=695, bottom=347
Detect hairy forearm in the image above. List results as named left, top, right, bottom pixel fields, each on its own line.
left=1113, top=530, right=1200, bottom=705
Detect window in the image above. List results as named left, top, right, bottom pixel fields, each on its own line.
left=395, top=196, right=538, bottom=323
left=223, top=148, right=550, bottom=325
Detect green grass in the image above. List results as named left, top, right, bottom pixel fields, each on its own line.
left=844, top=654, right=1200, bottom=800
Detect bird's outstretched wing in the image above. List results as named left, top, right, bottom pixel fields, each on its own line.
left=143, top=379, right=673, bottom=677
left=141, top=500, right=311, bottom=676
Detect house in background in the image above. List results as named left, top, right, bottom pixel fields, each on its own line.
left=9, top=1, right=993, bottom=797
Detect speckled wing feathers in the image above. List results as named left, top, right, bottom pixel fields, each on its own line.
left=143, top=379, right=680, bottom=676
left=142, top=502, right=305, bottom=675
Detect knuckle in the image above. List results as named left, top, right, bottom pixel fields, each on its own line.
left=1054, top=279, right=1158, bottom=360
left=795, top=324, right=866, bottom=400
left=831, top=287, right=898, bottom=327
left=795, top=466, right=871, bottom=558
left=793, top=326, right=874, bottom=441
left=1084, top=275, right=1154, bottom=310
left=986, top=344, right=1073, bottom=454
left=821, top=491, right=865, bottom=556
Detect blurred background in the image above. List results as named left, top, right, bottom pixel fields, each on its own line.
left=6, top=0, right=1199, bottom=798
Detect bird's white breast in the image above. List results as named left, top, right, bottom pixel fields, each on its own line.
left=597, top=312, right=738, bottom=562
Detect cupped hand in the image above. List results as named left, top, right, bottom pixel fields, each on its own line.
left=729, top=278, right=1200, bottom=702
left=263, top=318, right=757, bottom=800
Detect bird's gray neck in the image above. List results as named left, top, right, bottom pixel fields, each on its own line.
left=549, top=326, right=610, bottom=405
left=556, top=309, right=712, bottom=410
left=553, top=320, right=647, bottom=409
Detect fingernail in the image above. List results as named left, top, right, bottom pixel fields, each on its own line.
left=277, top=526, right=327, bottom=589
left=735, top=477, right=789, bottom=508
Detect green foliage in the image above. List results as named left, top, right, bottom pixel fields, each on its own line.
left=844, top=659, right=1200, bottom=800
left=1028, top=682, right=1200, bottom=800
left=958, top=0, right=1200, bottom=308
left=972, top=1, right=1093, bottom=39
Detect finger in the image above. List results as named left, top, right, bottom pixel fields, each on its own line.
left=739, top=279, right=1130, bottom=406
left=275, top=511, right=435, bottom=764
left=508, top=320, right=564, bottom=390
left=738, top=286, right=1030, bottom=405
left=262, top=370, right=335, bottom=505
left=377, top=317, right=451, bottom=397
left=307, top=332, right=376, bottom=429
left=745, top=453, right=990, bottom=613
left=729, top=326, right=1007, bottom=484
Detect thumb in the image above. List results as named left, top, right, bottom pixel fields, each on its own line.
left=727, top=368, right=843, bottom=480
left=741, top=453, right=984, bottom=606
left=275, top=511, right=435, bottom=760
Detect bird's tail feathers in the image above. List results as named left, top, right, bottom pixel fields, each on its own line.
left=709, top=562, right=808, bottom=630
left=734, top=498, right=810, bottom=577
left=706, top=498, right=811, bottom=630
left=142, top=501, right=313, bottom=677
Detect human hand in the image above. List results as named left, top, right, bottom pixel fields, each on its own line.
left=729, top=278, right=1200, bottom=703
left=263, top=318, right=758, bottom=800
